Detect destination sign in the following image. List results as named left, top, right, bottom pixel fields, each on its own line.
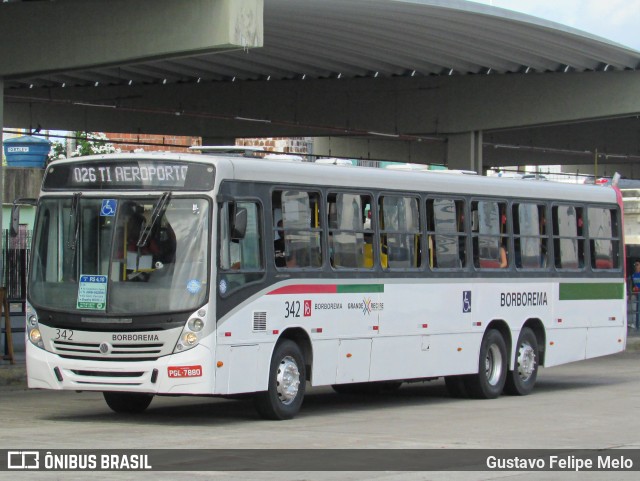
left=43, top=160, right=215, bottom=191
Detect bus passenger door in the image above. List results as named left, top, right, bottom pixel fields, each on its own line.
left=336, top=338, right=372, bottom=384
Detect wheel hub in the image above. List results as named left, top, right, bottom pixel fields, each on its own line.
left=485, top=344, right=504, bottom=386
left=517, top=344, right=536, bottom=380
left=276, top=356, right=300, bottom=405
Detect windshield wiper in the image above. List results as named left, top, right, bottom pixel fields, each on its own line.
left=67, top=192, right=82, bottom=250
left=137, top=192, right=171, bottom=247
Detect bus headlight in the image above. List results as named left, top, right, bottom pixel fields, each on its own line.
left=29, top=328, right=44, bottom=349
left=173, top=311, right=207, bottom=354
left=25, top=303, right=45, bottom=350
left=183, top=332, right=198, bottom=346
left=174, top=330, right=200, bottom=352
left=188, top=318, right=204, bottom=332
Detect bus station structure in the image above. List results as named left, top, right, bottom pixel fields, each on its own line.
left=1, top=0, right=639, bottom=173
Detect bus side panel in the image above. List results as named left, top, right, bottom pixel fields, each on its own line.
left=310, top=339, right=339, bottom=386
left=542, top=282, right=585, bottom=367
left=213, top=342, right=272, bottom=395
left=585, top=294, right=626, bottom=358
left=585, top=326, right=626, bottom=358
left=373, top=281, right=478, bottom=380
left=380, top=282, right=475, bottom=337
left=549, top=281, right=626, bottom=365
left=228, top=344, right=260, bottom=394
left=370, top=336, right=425, bottom=381
left=336, top=339, right=372, bottom=384
left=369, top=333, right=480, bottom=380
left=543, top=328, right=588, bottom=367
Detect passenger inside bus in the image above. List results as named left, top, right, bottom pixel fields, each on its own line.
left=499, top=243, right=508, bottom=268
left=274, top=219, right=297, bottom=267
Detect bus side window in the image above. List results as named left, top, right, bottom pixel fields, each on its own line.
left=513, top=203, right=546, bottom=269
left=379, top=195, right=421, bottom=269
left=272, top=190, right=322, bottom=269
left=588, top=207, right=619, bottom=270
left=553, top=204, right=584, bottom=269
left=219, top=201, right=263, bottom=292
left=328, top=192, right=372, bottom=269
left=471, top=200, right=508, bottom=269
left=427, top=198, right=465, bottom=269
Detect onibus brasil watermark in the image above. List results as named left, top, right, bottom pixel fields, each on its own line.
left=6, top=451, right=151, bottom=471
left=2, top=449, right=638, bottom=472
left=487, top=454, right=634, bottom=471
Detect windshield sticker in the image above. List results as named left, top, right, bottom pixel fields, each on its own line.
left=77, top=275, right=108, bottom=310
left=219, top=279, right=228, bottom=295
left=187, top=279, right=202, bottom=295
left=100, top=199, right=117, bottom=216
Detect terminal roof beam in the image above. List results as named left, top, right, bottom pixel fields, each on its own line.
left=0, top=0, right=263, bottom=79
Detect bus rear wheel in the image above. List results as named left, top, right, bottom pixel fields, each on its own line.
left=464, top=329, right=507, bottom=399
left=103, top=391, right=153, bottom=413
left=504, top=327, right=539, bottom=396
left=255, top=340, right=306, bottom=420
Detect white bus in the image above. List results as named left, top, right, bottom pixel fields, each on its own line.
left=16, top=152, right=627, bottom=419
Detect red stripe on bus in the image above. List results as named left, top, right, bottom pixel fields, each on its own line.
left=267, top=284, right=338, bottom=295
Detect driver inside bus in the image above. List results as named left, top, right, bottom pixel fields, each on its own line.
left=125, top=205, right=176, bottom=280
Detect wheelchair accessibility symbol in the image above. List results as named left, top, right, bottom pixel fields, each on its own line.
left=462, top=290, right=472, bottom=313
left=100, top=199, right=117, bottom=217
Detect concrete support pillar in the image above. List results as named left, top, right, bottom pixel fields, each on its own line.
left=446, top=131, right=483, bottom=173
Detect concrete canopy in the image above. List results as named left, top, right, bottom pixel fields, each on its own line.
left=2, top=0, right=640, bottom=170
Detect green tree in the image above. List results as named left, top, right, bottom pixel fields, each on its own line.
left=48, top=141, right=66, bottom=162
left=72, top=132, right=119, bottom=157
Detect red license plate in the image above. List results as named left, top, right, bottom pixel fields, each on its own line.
left=167, top=365, right=202, bottom=378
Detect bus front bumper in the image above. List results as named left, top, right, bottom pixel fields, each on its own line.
left=26, top=342, right=215, bottom=395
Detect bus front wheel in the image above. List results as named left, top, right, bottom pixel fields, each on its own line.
left=103, top=391, right=153, bottom=413
left=464, top=329, right=507, bottom=399
left=255, top=340, right=306, bottom=420
left=504, top=327, right=539, bottom=396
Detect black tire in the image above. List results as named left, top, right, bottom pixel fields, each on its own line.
left=464, top=329, right=507, bottom=399
left=255, top=340, right=306, bottom=420
left=445, top=375, right=469, bottom=398
left=331, top=381, right=402, bottom=395
left=504, top=327, right=539, bottom=396
left=103, top=391, right=153, bottom=413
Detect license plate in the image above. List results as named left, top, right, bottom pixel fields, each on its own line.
left=167, top=365, right=202, bottom=378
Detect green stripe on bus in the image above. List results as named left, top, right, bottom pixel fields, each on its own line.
left=559, top=283, right=624, bottom=300
left=336, top=284, right=385, bottom=294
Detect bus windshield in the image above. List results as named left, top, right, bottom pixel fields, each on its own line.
left=29, top=196, right=210, bottom=314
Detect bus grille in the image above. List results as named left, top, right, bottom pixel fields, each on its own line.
left=52, top=339, right=164, bottom=361
left=62, top=368, right=149, bottom=386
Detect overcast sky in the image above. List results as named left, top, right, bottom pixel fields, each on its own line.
left=468, top=0, right=640, bottom=51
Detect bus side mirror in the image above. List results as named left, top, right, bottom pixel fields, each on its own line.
left=232, top=207, right=247, bottom=240
left=10, top=198, right=37, bottom=237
